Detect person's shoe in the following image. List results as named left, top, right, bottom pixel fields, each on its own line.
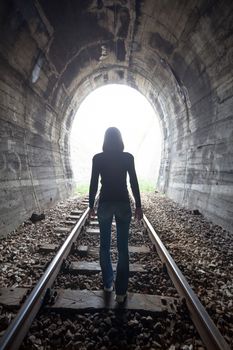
left=115, top=293, right=127, bottom=303
left=104, top=286, right=113, bottom=292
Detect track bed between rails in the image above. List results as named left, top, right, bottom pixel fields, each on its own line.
left=0, top=194, right=231, bottom=350
left=20, top=209, right=204, bottom=349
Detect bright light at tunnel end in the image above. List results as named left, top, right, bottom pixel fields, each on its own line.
left=70, top=84, right=162, bottom=193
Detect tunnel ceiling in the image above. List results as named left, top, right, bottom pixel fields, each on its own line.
left=0, top=0, right=233, bottom=236
left=2, top=1, right=231, bottom=132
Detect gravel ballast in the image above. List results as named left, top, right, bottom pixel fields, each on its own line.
left=0, top=192, right=232, bottom=349
left=142, top=193, right=233, bottom=348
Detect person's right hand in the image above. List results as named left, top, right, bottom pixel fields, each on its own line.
left=135, top=207, right=143, bottom=221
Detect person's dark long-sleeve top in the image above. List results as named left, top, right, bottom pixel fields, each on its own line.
left=89, top=151, right=141, bottom=209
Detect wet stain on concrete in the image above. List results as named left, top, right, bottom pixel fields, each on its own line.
left=135, top=0, right=142, bottom=27
left=117, top=7, right=130, bottom=38
left=116, top=70, right=124, bottom=79
left=62, top=50, right=90, bottom=88
left=97, top=0, right=104, bottom=10
left=88, top=44, right=103, bottom=62
left=149, top=32, right=174, bottom=56
left=116, top=39, right=126, bottom=61
left=39, top=0, right=113, bottom=72
left=172, top=52, right=214, bottom=135
left=103, top=73, right=108, bottom=82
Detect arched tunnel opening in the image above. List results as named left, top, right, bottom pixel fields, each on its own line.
left=0, top=1, right=233, bottom=349
left=70, top=84, right=162, bottom=194
left=0, top=0, right=232, bottom=238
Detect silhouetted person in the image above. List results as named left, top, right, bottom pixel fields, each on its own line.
left=89, top=127, right=143, bottom=303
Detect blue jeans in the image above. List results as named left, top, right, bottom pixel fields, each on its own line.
left=97, top=201, right=132, bottom=295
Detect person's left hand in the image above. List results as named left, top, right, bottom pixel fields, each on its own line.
left=135, top=207, right=143, bottom=221
left=88, top=208, right=96, bottom=219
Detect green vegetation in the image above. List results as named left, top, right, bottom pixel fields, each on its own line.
left=138, top=179, right=156, bottom=193
left=74, top=183, right=89, bottom=195
left=73, top=179, right=156, bottom=196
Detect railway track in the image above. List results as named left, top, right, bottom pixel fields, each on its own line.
left=0, top=197, right=230, bottom=350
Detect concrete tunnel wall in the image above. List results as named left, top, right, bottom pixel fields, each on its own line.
left=0, top=0, right=233, bottom=237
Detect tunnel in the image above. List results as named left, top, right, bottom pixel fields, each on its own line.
left=0, top=0, right=233, bottom=238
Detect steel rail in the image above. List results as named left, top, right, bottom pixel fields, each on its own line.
left=143, top=214, right=230, bottom=350
left=0, top=207, right=90, bottom=350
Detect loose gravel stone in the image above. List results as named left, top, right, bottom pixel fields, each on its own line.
left=20, top=309, right=204, bottom=349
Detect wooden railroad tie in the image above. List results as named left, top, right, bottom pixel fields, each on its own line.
left=89, top=221, right=116, bottom=227
left=68, top=215, right=81, bottom=220
left=39, top=244, right=151, bottom=255
left=47, top=289, right=179, bottom=313
left=76, top=245, right=150, bottom=256
left=54, top=227, right=71, bottom=234
left=86, top=228, right=143, bottom=235
left=70, top=210, right=83, bottom=215
left=0, top=288, right=28, bottom=309
left=62, top=220, right=77, bottom=226
left=66, top=261, right=145, bottom=274
left=39, top=244, right=59, bottom=253
left=86, top=228, right=100, bottom=234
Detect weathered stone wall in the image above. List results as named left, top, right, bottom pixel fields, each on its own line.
left=153, top=1, right=233, bottom=232
left=0, top=0, right=232, bottom=237
left=0, top=59, right=73, bottom=237
left=0, top=2, right=73, bottom=237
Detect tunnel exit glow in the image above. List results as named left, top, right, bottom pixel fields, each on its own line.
left=70, top=84, right=162, bottom=191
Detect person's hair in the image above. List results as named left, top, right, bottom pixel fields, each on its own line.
left=102, top=127, right=124, bottom=152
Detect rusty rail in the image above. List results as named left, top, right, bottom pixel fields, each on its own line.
left=143, top=214, right=230, bottom=350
